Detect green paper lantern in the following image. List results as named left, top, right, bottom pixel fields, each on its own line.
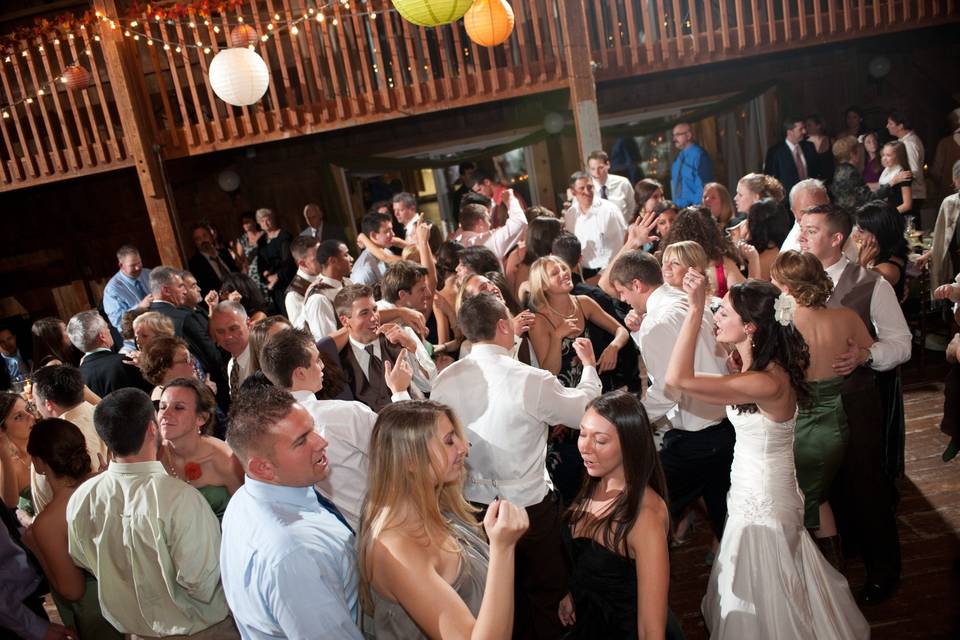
left=391, top=0, right=474, bottom=27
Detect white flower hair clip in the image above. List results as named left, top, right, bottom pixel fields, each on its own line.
left=774, top=293, right=797, bottom=326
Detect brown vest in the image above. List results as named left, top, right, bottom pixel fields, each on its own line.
left=305, top=281, right=335, bottom=300
left=826, top=260, right=879, bottom=393
left=285, top=274, right=312, bottom=300
left=339, top=335, right=407, bottom=413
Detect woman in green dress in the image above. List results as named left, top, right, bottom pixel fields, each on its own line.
left=23, top=418, right=121, bottom=639
left=770, top=251, right=874, bottom=569
left=157, top=378, right=244, bottom=520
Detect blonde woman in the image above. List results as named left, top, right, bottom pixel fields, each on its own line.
left=527, top=256, right=629, bottom=383
left=733, top=173, right=786, bottom=214
left=131, top=311, right=175, bottom=361
left=359, top=400, right=529, bottom=639
left=660, top=240, right=709, bottom=291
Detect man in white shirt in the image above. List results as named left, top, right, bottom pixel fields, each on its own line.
left=326, top=284, right=435, bottom=412
left=303, top=240, right=354, bottom=341
left=800, top=202, right=909, bottom=604
left=563, top=171, right=628, bottom=278
left=606, top=250, right=735, bottom=538
left=259, top=328, right=412, bottom=529
left=284, top=235, right=321, bottom=328
left=781, top=179, right=830, bottom=253
left=454, top=189, right=528, bottom=264
left=887, top=109, right=927, bottom=222
left=391, top=191, right=422, bottom=242
left=209, top=301, right=253, bottom=401
left=587, top=150, right=636, bottom=222
left=431, top=293, right=601, bottom=639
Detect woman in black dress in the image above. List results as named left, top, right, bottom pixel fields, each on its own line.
left=560, top=391, right=685, bottom=639
left=254, top=208, right=293, bottom=312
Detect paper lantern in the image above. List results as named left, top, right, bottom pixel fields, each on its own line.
left=229, top=24, right=260, bottom=48
left=391, top=0, right=473, bottom=27
left=61, top=65, right=90, bottom=91
left=464, top=0, right=515, bottom=47
left=208, top=48, right=270, bottom=106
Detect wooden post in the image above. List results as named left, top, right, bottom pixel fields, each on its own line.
left=558, top=0, right=602, bottom=167
left=94, top=0, right=184, bottom=268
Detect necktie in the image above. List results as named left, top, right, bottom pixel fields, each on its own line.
left=314, top=489, right=354, bottom=534
left=314, top=226, right=322, bottom=242
left=229, top=359, right=240, bottom=400
left=365, top=344, right=384, bottom=384
left=793, top=144, right=807, bottom=180
left=133, top=278, right=147, bottom=299
left=600, top=184, right=608, bottom=200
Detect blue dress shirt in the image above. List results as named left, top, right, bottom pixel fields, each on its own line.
left=1, top=351, right=27, bottom=385
left=220, top=476, right=362, bottom=640
left=349, top=249, right=387, bottom=287
left=671, top=143, right=714, bottom=207
left=102, top=269, right=153, bottom=330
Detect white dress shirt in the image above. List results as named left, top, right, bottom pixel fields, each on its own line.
left=635, top=285, right=728, bottom=431
left=454, top=191, right=528, bottom=263
left=592, top=173, right=636, bottom=223
left=403, top=213, right=421, bottom=241
left=348, top=332, right=436, bottom=395
left=899, top=130, right=926, bottom=199
left=564, top=198, right=628, bottom=270
left=285, top=269, right=319, bottom=329
left=303, top=275, right=351, bottom=341
left=824, top=256, right=912, bottom=371
left=785, top=138, right=808, bottom=174
left=291, top=390, right=377, bottom=531
left=227, top=343, right=253, bottom=387
left=430, top=343, right=602, bottom=507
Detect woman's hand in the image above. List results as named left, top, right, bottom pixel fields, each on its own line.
left=890, top=170, right=913, bottom=185
left=857, top=235, right=880, bottom=267
left=556, top=317, right=581, bottom=340
left=681, top=269, right=707, bottom=309
left=934, top=283, right=960, bottom=303
left=597, top=343, right=620, bottom=373
left=204, top=290, right=220, bottom=309
left=558, top=593, right=576, bottom=627
left=512, top=310, right=536, bottom=335
left=483, top=497, right=529, bottom=549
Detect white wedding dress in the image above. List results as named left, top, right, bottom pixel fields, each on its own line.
left=701, top=407, right=871, bottom=639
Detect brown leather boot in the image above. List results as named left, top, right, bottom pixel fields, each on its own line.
left=814, top=535, right=846, bottom=573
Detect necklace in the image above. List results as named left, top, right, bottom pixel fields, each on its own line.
left=6, top=441, right=29, bottom=469
left=544, top=295, right=577, bottom=320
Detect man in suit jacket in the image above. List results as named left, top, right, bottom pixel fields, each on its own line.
left=187, top=223, right=239, bottom=296
left=66, top=310, right=148, bottom=397
left=148, top=267, right=226, bottom=402
left=300, top=203, right=348, bottom=244
left=764, top=117, right=826, bottom=197
left=319, top=284, right=432, bottom=412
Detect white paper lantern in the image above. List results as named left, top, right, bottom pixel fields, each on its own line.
left=208, top=48, right=269, bottom=107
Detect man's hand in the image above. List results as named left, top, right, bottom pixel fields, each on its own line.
left=380, top=323, right=418, bottom=352
left=627, top=211, right=658, bottom=248
left=571, top=337, right=597, bottom=368
left=397, top=307, right=428, bottom=337
left=226, top=291, right=243, bottom=303
left=512, top=310, right=536, bottom=335
left=384, top=349, right=414, bottom=394
left=624, top=309, right=643, bottom=332
left=204, top=290, right=220, bottom=308
left=136, top=294, right=154, bottom=309
left=933, top=283, right=960, bottom=303
left=832, top=338, right=868, bottom=375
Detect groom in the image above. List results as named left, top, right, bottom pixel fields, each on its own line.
left=606, top=250, right=734, bottom=539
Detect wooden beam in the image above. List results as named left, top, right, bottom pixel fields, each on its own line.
left=93, top=0, right=184, bottom=268
left=558, top=0, right=602, bottom=166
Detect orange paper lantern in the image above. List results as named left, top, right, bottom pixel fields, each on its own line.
left=61, top=65, right=90, bottom=91
left=464, top=0, right=515, bottom=47
left=229, top=24, right=259, bottom=48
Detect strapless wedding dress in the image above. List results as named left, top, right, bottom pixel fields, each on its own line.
left=701, top=407, right=870, bottom=639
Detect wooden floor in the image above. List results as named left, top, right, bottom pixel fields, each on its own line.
left=668, top=358, right=960, bottom=639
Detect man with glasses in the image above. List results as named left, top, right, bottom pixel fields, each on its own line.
left=563, top=171, right=628, bottom=279
left=670, top=122, right=714, bottom=207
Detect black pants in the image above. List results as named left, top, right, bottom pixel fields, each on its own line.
left=659, top=420, right=736, bottom=539
left=515, top=492, right=570, bottom=640
left=832, top=384, right=901, bottom=585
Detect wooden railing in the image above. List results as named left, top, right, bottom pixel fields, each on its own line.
left=0, top=0, right=957, bottom=192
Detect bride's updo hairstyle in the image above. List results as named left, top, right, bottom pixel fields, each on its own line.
left=769, top=250, right=833, bottom=308
left=27, top=418, right=91, bottom=483
left=728, top=279, right=811, bottom=412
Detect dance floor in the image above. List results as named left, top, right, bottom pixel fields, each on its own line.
left=669, top=357, right=960, bottom=639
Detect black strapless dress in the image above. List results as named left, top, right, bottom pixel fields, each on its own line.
left=564, top=534, right=686, bottom=639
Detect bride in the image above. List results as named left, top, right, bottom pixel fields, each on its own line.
left=665, top=271, right=869, bottom=639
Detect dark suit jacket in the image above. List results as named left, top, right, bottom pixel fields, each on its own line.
left=301, top=224, right=348, bottom=245
left=187, top=249, right=239, bottom=297
left=80, top=351, right=150, bottom=397
left=763, top=139, right=825, bottom=197
left=148, top=302, right=227, bottom=404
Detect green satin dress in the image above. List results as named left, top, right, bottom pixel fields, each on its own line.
left=52, top=573, right=123, bottom=639
left=197, top=485, right=231, bottom=522
left=794, top=377, right=848, bottom=529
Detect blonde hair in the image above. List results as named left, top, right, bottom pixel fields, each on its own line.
left=832, top=135, right=859, bottom=164
left=132, top=312, right=175, bottom=340
left=401, top=244, right=421, bottom=262
left=527, top=255, right=570, bottom=313
left=738, top=172, right=785, bottom=203
left=661, top=240, right=709, bottom=274
left=455, top=273, right=483, bottom=315
left=358, top=400, right=478, bottom=613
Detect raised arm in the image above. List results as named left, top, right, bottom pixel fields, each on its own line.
left=598, top=212, right=658, bottom=297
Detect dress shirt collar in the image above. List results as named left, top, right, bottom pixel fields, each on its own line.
left=232, top=343, right=251, bottom=374
left=108, top=460, right=167, bottom=476
left=468, top=343, right=511, bottom=358
left=116, top=271, right=140, bottom=286
left=290, top=389, right=316, bottom=404
left=348, top=335, right=378, bottom=352
left=295, top=269, right=319, bottom=283
left=404, top=213, right=421, bottom=238
left=318, top=273, right=345, bottom=289
left=785, top=138, right=799, bottom=154
left=824, top=255, right=850, bottom=284
left=242, top=475, right=318, bottom=509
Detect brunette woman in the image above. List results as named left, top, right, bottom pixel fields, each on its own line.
left=30, top=318, right=78, bottom=368
left=359, top=400, right=529, bottom=639
left=232, top=211, right=267, bottom=297
left=855, top=200, right=909, bottom=299
left=0, top=392, right=34, bottom=510
left=633, top=179, right=665, bottom=223
left=861, top=131, right=884, bottom=186
left=702, top=182, right=736, bottom=228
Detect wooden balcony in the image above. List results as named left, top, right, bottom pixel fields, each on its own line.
left=0, top=0, right=957, bottom=194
